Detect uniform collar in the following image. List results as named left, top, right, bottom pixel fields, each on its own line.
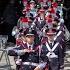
left=48, top=40, right=54, bottom=46
left=27, top=43, right=34, bottom=49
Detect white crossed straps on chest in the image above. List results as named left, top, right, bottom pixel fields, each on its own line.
left=46, top=42, right=59, bottom=58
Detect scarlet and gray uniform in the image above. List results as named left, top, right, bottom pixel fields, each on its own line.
left=8, top=43, right=39, bottom=70
left=41, top=41, right=63, bottom=70
left=8, top=43, right=49, bottom=70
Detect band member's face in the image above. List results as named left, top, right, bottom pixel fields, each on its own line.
left=40, top=13, right=45, bottom=18
left=52, top=21, right=58, bottom=25
left=30, top=3, right=35, bottom=9
left=23, top=2, right=27, bottom=6
left=43, top=0, right=47, bottom=3
left=47, top=35, right=55, bottom=42
left=26, top=35, right=35, bottom=44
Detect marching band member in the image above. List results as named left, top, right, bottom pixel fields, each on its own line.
left=41, top=28, right=63, bottom=70
left=35, top=8, right=46, bottom=30
left=10, top=0, right=65, bottom=70
left=28, top=0, right=37, bottom=19
left=8, top=28, right=49, bottom=70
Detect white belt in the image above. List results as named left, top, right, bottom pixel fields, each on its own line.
left=46, top=52, right=58, bottom=58
left=48, top=54, right=58, bottom=58
left=22, top=62, right=38, bottom=66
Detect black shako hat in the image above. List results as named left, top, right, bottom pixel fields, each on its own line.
left=24, top=28, right=37, bottom=36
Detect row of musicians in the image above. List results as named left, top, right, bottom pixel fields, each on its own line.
left=7, top=27, right=65, bottom=70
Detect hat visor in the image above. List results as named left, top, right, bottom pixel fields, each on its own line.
left=47, top=33, right=56, bottom=35
left=26, top=34, right=34, bottom=36
left=30, top=1, right=35, bottom=3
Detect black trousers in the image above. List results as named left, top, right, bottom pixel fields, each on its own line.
left=49, top=58, right=60, bottom=70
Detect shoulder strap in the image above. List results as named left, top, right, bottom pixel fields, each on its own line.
left=39, top=45, right=42, bottom=57
left=46, top=42, right=51, bottom=51
left=52, top=42, right=59, bottom=51
left=54, top=31, right=62, bottom=41
left=46, top=42, right=59, bottom=52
